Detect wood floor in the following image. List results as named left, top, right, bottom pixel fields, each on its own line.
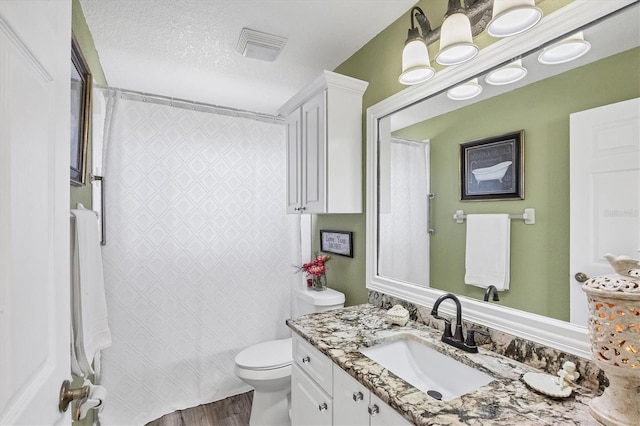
left=145, top=391, right=253, bottom=426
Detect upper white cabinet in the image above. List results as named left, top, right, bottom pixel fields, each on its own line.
left=279, top=71, right=368, bottom=214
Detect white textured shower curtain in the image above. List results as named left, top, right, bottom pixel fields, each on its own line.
left=95, top=90, right=299, bottom=425
left=378, top=138, right=430, bottom=286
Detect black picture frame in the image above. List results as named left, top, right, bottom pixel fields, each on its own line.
left=320, top=230, right=353, bottom=257
left=460, top=130, right=524, bottom=201
left=70, top=34, right=92, bottom=186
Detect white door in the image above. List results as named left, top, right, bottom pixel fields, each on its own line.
left=570, top=98, right=640, bottom=325
left=0, top=0, right=71, bottom=424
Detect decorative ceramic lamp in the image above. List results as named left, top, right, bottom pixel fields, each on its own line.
left=582, top=254, right=640, bottom=426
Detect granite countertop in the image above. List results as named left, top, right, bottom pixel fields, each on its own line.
left=286, top=304, right=599, bottom=426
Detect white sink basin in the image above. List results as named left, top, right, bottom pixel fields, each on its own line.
left=360, top=337, right=494, bottom=401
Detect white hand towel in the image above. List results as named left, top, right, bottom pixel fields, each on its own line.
left=464, top=214, right=510, bottom=290
left=71, top=206, right=112, bottom=377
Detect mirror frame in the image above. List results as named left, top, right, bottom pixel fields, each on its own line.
left=366, top=0, right=635, bottom=359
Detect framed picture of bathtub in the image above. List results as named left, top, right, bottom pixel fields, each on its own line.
left=459, top=130, right=524, bottom=201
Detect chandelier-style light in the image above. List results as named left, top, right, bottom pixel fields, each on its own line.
left=447, top=78, right=483, bottom=100
left=485, top=59, right=528, bottom=85
left=538, top=31, right=591, bottom=64
left=487, top=0, right=542, bottom=38
left=435, top=0, right=478, bottom=66
left=399, top=7, right=436, bottom=85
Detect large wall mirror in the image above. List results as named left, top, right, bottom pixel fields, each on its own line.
left=366, top=1, right=639, bottom=358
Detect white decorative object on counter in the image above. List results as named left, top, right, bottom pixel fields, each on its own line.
left=522, top=372, right=572, bottom=398
left=582, top=253, right=640, bottom=426
left=555, top=361, right=580, bottom=389
left=386, top=304, right=410, bottom=326
left=522, top=361, right=578, bottom=399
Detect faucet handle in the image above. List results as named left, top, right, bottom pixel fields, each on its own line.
left=433, top=314, right=453, bottom=338
left=464, top=328, right=489, bottom=348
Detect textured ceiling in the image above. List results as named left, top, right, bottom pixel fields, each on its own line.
left=79, top=0, right=416, bottom=115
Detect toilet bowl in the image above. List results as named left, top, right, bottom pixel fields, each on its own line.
left=235, top=338, right=292, bottom=426
left=234, top=288, right=345, bottom=426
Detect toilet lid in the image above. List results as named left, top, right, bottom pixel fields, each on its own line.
left=235, top=337, right=292, bottom=370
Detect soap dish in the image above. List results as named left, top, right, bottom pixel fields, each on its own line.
left=522, top=372, right=572, bottom=398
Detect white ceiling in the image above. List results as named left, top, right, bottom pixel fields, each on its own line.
left=79, top=0, right=416, bottom=116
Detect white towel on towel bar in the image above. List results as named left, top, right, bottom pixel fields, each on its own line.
left=71, top=205, right=111, bottom=377
left=464, top=214, right=510, bottom=290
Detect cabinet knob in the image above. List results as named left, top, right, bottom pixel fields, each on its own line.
left=368, top=404, right=379, bottom=416
left=318, top=402, right=328, bottom=412
left=301, top=356, right=310, bottom=364
left=299, top=206, right=306, bottom=211
left=575, top=272, right=589, bottom=282
left=352, top=391, right=364, bottom=402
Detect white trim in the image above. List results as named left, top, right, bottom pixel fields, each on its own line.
left=366, top=0, right=637, bottom=360
left=278, top=70, right=369, bottom=116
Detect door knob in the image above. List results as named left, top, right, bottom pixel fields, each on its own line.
left=575, top=272, right=589, bottom=282
left=59, top=380, right=89, bottom=413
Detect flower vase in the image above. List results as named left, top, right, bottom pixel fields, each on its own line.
left=311, top=274, right=327, bottom=291
left=582, top=254, right=640, bottom=426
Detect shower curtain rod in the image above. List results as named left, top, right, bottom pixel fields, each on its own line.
left=93, top=84, right=285, bottom=125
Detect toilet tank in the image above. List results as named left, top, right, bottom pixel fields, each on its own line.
left=295, top=288, right=345, bottom=316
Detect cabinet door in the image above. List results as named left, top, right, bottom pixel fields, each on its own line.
left=286, top=108, right=302, bottom=213
left=292, top=363, right=333, bottom=426
left=333, top=365, right=369, bottom=426
left=301, top=90, right=326, bottom=213
left=369, top=393, right=412, bottom=426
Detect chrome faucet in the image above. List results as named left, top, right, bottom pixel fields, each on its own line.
left=430, top=293, right=486, bottom=353
left=483, top=285, right=500, bottom=302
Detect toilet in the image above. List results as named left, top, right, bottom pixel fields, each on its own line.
left=234, top=287, right=345, bottom=426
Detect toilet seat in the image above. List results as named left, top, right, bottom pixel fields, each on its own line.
left=235, top=337, right=292, bottom=371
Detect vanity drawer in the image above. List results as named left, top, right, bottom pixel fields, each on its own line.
left=293, top=334, right=333, bottom=395
left=291, top=363, right=333, bottom=425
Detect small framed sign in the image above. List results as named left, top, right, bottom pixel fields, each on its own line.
left=320, top=230, right=353, bottom=257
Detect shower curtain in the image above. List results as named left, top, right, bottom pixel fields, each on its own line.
left=378, top=138, right=430, bottom=286
left=93, top=89, right=299, bottom=425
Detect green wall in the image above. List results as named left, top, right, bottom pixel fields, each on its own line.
left=394, top=48, right=639, bottom=320
left=317, top=0, right=632, bottom=315
left=70, top=0, right=107, bottom=210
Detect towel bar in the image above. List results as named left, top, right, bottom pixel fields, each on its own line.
left=453, top=208, right=535, bottom=225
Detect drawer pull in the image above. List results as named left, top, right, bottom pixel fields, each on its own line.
left=318, top=402, right=328, bottom=412
left=368, top=404, right=379, bottom=416
left=301, top=356, right=311, bottom=364
left=352, top=391, right=364, bottom=402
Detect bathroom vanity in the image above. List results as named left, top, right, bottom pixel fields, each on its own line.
left=287, top=305, right=599, bottom=425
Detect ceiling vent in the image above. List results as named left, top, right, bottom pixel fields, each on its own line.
left=236, top=28, right=287, bottom=62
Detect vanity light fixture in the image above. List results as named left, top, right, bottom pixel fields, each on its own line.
left=538, top=31, right=591, bottom=64
left=447, top=78, right=483, bottom=100
left=487, top=0, right=542, bottom=38
left=399, top=7, right=436, bottom=85
left=435, top=0, right=479, bottom=66
left=485, top=58, right=527, bottom=85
